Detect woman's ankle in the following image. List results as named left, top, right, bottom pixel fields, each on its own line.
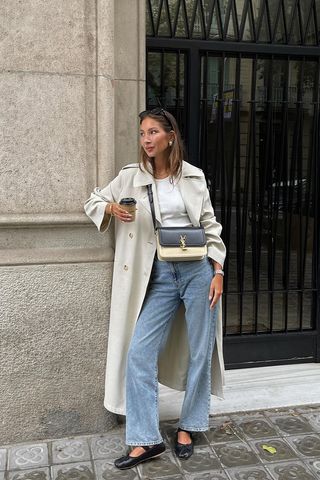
left=129, top=446, right=147, bottom=457
left=177, top=430, right=192, bottom=444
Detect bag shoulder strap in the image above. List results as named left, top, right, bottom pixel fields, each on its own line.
left=147, top=184, right=157, bottom=231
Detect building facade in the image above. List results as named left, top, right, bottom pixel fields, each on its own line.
left=0, top=0, right=145, bottom=443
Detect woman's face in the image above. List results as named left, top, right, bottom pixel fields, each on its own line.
left=140, top=117, right=173, bottom=158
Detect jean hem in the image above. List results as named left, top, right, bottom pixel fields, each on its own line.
left=126, top=439, right=164, bottom=446
left=179, top=425, right=208, bottom=432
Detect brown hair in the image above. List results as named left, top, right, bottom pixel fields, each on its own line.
left=139, top=109, right=185, bottom=179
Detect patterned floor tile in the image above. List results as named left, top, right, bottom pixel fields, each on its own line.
left=230, top=412, right=267, bottom=421
left=0, top=450, right=6, bottom=471
left=264, top=408, right=297, bottom=417
left=211, top=442, right=260, bottom=468
left=302, top=413, right=320, bottom=433
left=8, top=444, right=49, bottom=471
left=268, top=415, right=316, bottom=436
left=190, top=432, right=208, bottom=448
left=161, top=424, right=178, bottom=442
left=137, top=451, right=181, bottom=478
left=178, top=436, right=209, bottom=449
left=306, top=458, right=320, bottom=478
left=90, top=434, right=127, bottom=460
left=154, top=476, right=185, bottom=480
left=249, top=438, right=298, bottom=463
left=265, top=460, right=317, bottom=480
left=51, top=438, right=90, bottom=464
left=177, top=446, right=220, bottom=474
left=3, top=406, right=320, bottom=480
left=161, top=420, right=180, bottom=427
left=234, top=416, right=278, bottom=440
left=8, top=467, right=50, bottom=480
left=94, top=459, right=139, bottom=479
left=185, top=470, right=229, bottom=480
left=226, top=465, right=274, bottom=480
left=51, top=461, right=94, bottom=480
left=285, top=434, right=320, bottom=458
left=162, top=436, right=174, bottom=451
left=208, top=416, right=233, bottom=428
left=205, top=420, right=244, bottom=444
left=295, top=405, right=320, bottom=414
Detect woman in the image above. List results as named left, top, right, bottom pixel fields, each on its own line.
left=84, top=108, right=226, bottom=469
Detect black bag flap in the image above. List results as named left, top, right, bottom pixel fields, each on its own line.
left=157, top=227, right=206, bottom=247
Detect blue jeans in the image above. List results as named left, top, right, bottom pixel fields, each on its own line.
left=125, top=256, right=218, bottom=446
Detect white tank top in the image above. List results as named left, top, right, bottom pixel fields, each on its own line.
left=154, top=177, right=192, bottom=227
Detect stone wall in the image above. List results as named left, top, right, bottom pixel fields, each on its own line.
left=0, top=0, right=145, bottom=444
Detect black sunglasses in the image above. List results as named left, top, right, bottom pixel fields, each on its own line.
left=139, top=108, right=174, bottom=131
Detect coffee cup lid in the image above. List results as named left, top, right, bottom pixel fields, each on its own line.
left=119, top=197, right=137, bottom=205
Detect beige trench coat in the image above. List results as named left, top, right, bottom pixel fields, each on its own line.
left=84, top=161, right=226, bottom=415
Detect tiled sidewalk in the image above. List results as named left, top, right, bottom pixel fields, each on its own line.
left=1, top=405, right=320, bottom=480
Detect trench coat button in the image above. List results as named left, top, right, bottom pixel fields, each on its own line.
left=124, top=265, right=128, bottom=271
left=129, top=233, right=133, bottom=238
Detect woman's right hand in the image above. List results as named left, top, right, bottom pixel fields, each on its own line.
left=106, top=203, right=133, bottom=222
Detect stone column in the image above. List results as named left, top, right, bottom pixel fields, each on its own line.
left=0, top=0, right=145, bottom=443
left=114, top=0, right=146, bottom=172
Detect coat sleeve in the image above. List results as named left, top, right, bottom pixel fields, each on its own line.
left=200, top=180, right=226, bottom=267
left=84, top=174, right=123, bottom=232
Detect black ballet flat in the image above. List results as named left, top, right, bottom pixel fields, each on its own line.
left=114, top=442, right=166, bottom=470
left=174, top=427, right=194, bottom=459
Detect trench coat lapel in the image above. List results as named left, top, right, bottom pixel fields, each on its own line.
left=179, top=163, right=205, bottom=227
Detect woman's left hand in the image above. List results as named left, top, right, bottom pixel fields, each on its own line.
left=208, top=274, right=223, bottom=310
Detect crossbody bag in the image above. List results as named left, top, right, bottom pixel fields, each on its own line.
left=147, top=184, right=207, bottom=261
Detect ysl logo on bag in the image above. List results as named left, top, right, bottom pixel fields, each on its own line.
left=179, top=235, right=187, bottom=250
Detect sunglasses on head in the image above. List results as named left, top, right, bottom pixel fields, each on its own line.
left=139, top=108, right=174, bottom=131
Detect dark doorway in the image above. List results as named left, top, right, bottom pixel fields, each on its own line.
left=146, top=0, right=320, bottom=368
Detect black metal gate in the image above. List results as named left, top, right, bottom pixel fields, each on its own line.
left=146, top=0, right=320, bottom=367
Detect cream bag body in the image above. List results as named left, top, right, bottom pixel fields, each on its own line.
left=84, top=161, right=226, bottom=415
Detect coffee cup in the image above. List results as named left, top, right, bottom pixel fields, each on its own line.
left=119, top=197, right=137, bottom=221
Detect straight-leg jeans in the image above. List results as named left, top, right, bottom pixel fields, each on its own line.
left=125, top=256, right=218, bottom=446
